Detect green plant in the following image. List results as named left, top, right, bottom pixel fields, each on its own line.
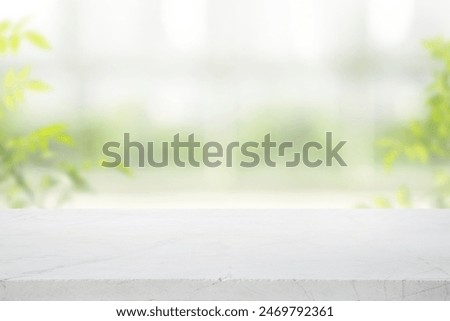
left=0, top=20, right=88, bottom=208
left=376, top=38, right=450, bottom=208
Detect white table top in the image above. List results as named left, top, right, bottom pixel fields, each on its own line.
left=1, top=209, right=449, bottom=300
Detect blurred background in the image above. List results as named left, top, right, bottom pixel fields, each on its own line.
left=1, top=0, right=450, bottom=208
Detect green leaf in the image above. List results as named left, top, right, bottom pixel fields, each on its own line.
left=9, top=33, right=21, bottom=53
left=24, top=31, right=50, bottom=50
left=413, top=144, right=429, bottom=163
left=383, top=150, right=399, bottom=170
left=13, top=88, right=24, bottom=103
left=56, top=134, right=74, bottom=145
left=3, top=95, right=15, bottom=109
left=0, top=20, right=11, bottom=33
left=37, top=124, right=67, bottom=136
left=409, top=120, right=423, bottom=137
left=374, top=196, right=391, bottom=208
left=3, top=70, right=16, bottom=88
left=17, top=66, right=31, bottom=81
left=27, top=80, right=51, bottom=91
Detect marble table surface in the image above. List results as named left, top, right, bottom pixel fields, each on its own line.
left=1, top=209, right=449, bottom=300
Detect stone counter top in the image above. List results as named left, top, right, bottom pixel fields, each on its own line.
left=1, top=209, right=449, bottom=300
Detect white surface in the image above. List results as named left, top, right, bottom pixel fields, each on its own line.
left=1, top=209, right=450, bottom=300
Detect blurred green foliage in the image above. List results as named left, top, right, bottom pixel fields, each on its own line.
left=376, top=38, right=450, bottom=208
left=0, top=20, right=88, bottom=208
